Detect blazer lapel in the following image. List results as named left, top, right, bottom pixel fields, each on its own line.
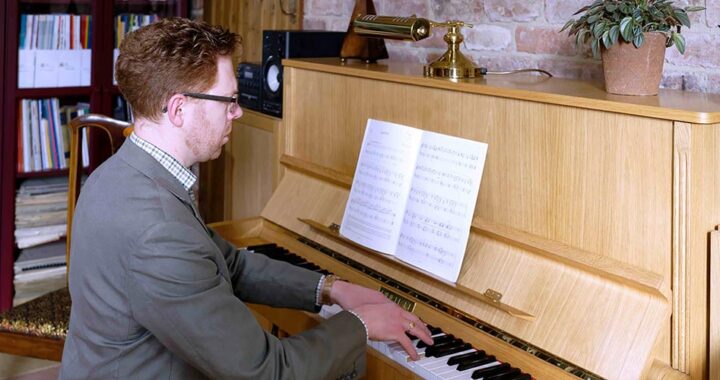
left=116, top=141, right=232, bottom=281
left=116, top=142, right=210, bottom=234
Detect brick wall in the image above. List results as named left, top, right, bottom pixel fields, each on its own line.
left=303, top=0, right=720, bottom=94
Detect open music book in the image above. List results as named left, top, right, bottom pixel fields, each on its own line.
left=340, top=119, right=488, bottom=282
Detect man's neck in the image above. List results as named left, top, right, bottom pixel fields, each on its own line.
left=132, top=118, right=193, bottom=167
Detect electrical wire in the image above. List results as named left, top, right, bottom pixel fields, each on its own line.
left=481, top=68, right=553, bottom=77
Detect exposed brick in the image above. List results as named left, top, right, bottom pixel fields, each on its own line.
left=672, top=0, right=707, bottom=27
left=430, top=0, right=485, bottom=22
left=386, top=32, right=445, bottom=49
left=467, top=52, right=536, bottom=72
left=375, top=0, right=429, bottom=17
left=666, top=32, right=720, bottom=68
left=662, top=70, right=720, bottom=94
left=304, top=0, right=354, bottom=17
left=707, top=0, right=720, bottom=28
left=297, top=0, right=720, bottom=94
left=387, top=46, right=439, bottom=65
left=516, top=26, right=584, bottom=56
left=485, top=0, right=542, bottom=22
left=537, top=58, right=604, bottom=82
left=464, top=25, right=513, bottom=52
left=302, top=17, right=327, bottom=30
left=660, top=71, right=685, bottom=90
left=545, top=0, right=588, bottom=25
left=681, top=71, right=720, bottom=94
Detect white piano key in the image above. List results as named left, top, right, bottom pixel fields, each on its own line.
left=316, top=301, right=510, bottom=379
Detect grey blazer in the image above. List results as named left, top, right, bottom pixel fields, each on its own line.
left=59, top=141, right=366, bottom=379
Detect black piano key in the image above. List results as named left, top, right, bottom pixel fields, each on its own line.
left=485, top=367, right=521, bottom=380
left=472, top=363, right=510, bottom=379
left=246, top=243, right=277, bottom=250
left=418, top=333, right=454, bottom=348
left=251, top=246, right=284, bottom=254
left=425, top=339, right=464, bottom=357
left=457, top=355, right=496, bottom=371
left=247, top=244, right=536, bottom=380
left=447, top=350, right=486, bottom=366
left=282, top=254, right=306, bottom=264
left=253, top=245, right=333, bottom=276
left=294, top=262, right=318, bottom=270
left=432, top=342, right=472, bottom=358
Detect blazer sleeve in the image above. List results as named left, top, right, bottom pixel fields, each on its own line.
left=208, top=227, right=322, bottom=311
left=128, top=221, right=366, bottom=379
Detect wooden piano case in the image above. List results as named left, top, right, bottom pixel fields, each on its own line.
left=214, top=58, right=720, bottom=379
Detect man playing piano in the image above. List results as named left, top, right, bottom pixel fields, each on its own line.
left=59, top=18, right=432, bottom=379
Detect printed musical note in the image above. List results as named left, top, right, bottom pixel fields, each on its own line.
left=340, top=119, right=488, bottom=282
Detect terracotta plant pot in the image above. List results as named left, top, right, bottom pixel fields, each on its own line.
left=600, top=32, right=667, bottom=96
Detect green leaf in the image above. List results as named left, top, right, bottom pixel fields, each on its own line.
left=672, top=31, right=686, bottom=54
left=633, top=32, right=645, bottom=48
left=620, top=16, right=634, bottom=41
left=609, top=25, right=620, bottom=45
left=591, top=38, right=600, bottom=58
left=684, top=6, right=705, bottom=12
left=593, top=21, right=607, bottom=38
left=605, top=3, right=618, bottom=12
left=560, top=19, right=575, bottom=33
left=674, top=9, right=690, bottom=27
left=602, top=30, right=612, bottom=48
left=576, top=29, right=590, bottom=46
left=572, top=5, right=592, bottom=16
left=588, top=13, right=602, bottom=23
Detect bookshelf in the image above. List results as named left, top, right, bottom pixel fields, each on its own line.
left=0, top=0, right=188, bottom=311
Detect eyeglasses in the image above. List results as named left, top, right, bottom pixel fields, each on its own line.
left=162, top=92, right=240, bottom=113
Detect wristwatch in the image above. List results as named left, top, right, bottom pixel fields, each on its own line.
left=321, top=275, right=342, bottom=305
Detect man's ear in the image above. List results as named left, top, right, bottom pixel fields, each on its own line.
left=166, top=94, right=186, bottom=127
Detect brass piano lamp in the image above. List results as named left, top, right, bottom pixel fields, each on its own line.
left=350, top=15, right=486, bottom=79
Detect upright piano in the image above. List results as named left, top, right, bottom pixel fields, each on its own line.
left=214, top=58, right=720, bottom=379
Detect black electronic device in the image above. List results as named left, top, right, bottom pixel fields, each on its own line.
left=237, top=62, right=263, bottom=112
left=261, top=30, right=346, bottom=117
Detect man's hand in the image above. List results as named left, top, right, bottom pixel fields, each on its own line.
left=351, top=302, right=434, bottom=361
left=329, top=280, right=433, bottom=360
left=329, top=280, right=393, bottom=310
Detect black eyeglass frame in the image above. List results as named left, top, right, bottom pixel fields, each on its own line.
left=162, top=92, right=239, bottom=113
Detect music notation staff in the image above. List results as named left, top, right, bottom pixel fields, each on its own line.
left=246, top=243, right=533, bottom=380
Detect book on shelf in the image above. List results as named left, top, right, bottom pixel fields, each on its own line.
left=113, top=13, right=160, bottom=85
left=14, top=177, right=73, bottom=249
left=13, top=240, right=67, bottom=306
left=340, top=119, right=488, bottom=283
left=17, top=99, right=90, bottom=173
left=14, top=240, right=66, bottom=274
left=18, top=13, right=92, bottom=88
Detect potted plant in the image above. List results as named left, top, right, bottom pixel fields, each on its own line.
left=561, top=0, right=705, bottom=95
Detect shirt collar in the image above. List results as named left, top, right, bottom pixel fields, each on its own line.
left=128, top=132, right=197, bottom=192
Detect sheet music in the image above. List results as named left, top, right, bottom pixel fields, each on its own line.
left=340, top=119, right=422, bottom=253
left=395, top=131, right=487, bottom=282
left=340, top=119, right=488, bottom=283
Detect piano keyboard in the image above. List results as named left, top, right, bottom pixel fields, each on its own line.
left=247, top=243, right=533, bottom=380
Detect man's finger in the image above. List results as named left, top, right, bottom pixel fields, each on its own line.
left=397, top=334, right=420, bottom=361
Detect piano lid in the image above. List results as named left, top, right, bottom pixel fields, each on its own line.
left=260, top=157, right=669, bottom=380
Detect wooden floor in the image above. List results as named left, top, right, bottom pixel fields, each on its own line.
left=0, top=354, right=59, bottom=379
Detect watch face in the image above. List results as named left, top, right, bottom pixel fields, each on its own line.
left=266, top=64, right=280, bottom=92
